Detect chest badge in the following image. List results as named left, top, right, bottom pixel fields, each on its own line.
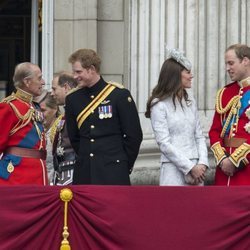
left=98, top=105, right=112, bottom=119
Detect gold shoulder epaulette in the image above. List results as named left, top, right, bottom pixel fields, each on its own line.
left=66, top=87, right=81, bottom=96
left=210, top=142, right=227, bottom=165
left=1, top=94, right=16, bottom=103
left=229, top=143, right=250, bottom=167
left=108, top=81, right=124, bottom=89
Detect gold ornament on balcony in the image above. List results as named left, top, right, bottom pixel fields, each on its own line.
left=60, top=188, right=73, bottom=250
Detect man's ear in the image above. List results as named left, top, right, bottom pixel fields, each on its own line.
left=89, top=65, right=96, bottom=72
left=242, top=56, right=250, bottom=66
left=23, top=77, right=30, bottom=87
left=64, top=83, right=71, bottom=92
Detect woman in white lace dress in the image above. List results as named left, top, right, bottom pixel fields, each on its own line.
left=145, top=49, right=209, bottom=186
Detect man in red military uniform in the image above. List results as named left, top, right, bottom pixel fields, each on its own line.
left=209, top=44, right=250, bottom=185
left=0, top=62, right=48, bottom=185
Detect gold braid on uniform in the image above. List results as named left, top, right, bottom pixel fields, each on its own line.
left=8, top=102, right=34, bottom=135
left=229, top=143, right=250, bottom=167
left=50, top=114, right=64, bottom=144
left=1, top=93, right=35, bottom=136
left=210, top=142, right=227, bottom=165
left=215, top=88, right=241, bottom=138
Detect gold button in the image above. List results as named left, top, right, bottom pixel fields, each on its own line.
left=7, top=162, right=14, bottom=173
left=90, top=125, right=95, bottom=129
left=91, top=95, right=95, bottom=99
left=91, top=110, right=94, bottom=113
left=90, top=153, right=94, bottom=157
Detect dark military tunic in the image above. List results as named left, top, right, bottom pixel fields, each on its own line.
left=65, top=77, right=143, bottom=185
left=52, top=115, right=76, bottom=185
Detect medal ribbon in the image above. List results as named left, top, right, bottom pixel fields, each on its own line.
left=77, top=84, right=116, bottom=129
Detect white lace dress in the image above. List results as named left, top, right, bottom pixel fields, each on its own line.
left=150, top=96, right=209, bottom=186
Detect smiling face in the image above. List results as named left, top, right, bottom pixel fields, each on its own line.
left=225, top=49, right=249, bottom=82
left=71, top=61, right=93, bottom=88
left=181, top=69, right=193, bottom=88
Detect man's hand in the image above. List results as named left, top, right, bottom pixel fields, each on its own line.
left=220, top=158, right=236, bottom=176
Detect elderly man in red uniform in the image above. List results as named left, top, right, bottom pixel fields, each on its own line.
left=209, top=44, right=250, bottom=186
left=0, top=62, right=48, bottom=185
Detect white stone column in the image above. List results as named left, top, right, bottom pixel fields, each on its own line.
left=42, top=0, right=54, bottom=89
left=30, top=0, right=39, bottom=65
left=129, top=0, right=166, bottom=184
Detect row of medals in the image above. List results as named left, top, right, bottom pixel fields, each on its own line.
left=98, top=105, right=112, bottom=119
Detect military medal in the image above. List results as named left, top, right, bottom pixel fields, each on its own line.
left=104, top=106, right=108, bottom=118
left=107, top=105, right=112, bottom=118
left=57, top=118, right=65, bottom=131
left=98, top=107, right=104, bottom=119
left=7, top=161, right=14, bottom=173
left=34, top=109, right=44, bottom=123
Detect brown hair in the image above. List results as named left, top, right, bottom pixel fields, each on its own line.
left=226, top=44, right=250, bottom=61
left=145, top=58, right=189, bottom=118
left=68, top=49, right=101, bottom=73
left=41, top=92, right=61, bottom=116
left=58, top=72, right=78, bottom=88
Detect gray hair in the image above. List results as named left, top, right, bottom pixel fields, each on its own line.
left=13, top=62, right=38, bottom=88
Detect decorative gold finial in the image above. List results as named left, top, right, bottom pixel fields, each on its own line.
left=60, top=188, right=73, bottom=250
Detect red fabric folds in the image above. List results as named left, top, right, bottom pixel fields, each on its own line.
left=0, top=186, right=249, bottom=250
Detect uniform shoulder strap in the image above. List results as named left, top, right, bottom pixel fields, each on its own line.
left=108, top=81, right=125, bottom=89
left=66, top=86, right=81, bottom=96
left=1, top=94, right=17, bottom=103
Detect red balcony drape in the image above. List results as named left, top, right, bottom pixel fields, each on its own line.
left=0, top=186, right=249, bottom=250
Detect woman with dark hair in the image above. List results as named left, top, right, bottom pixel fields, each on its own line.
left=145, top=49, right=209, bottom=186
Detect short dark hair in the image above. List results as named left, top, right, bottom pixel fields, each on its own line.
left=68, top=49, right=101, bottom=73
left=58, top=72, right=78, bottom=89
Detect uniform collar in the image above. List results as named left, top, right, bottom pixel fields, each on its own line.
left=86, top=77, right=107, bottom=93
left=14, top=88, right=33, bottom=103
left=238, top=77, right=250, bottom=88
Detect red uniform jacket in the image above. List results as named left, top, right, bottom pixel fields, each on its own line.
left=0, top=89, right=48, bottom=185
left=209, top=81, right=250, bottom=185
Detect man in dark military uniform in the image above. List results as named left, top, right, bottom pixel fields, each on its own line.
left=51, top=72, right=78, bottom=185
left=65, top=49, right=143, bottom=185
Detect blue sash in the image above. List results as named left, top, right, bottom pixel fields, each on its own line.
left=224, top=90, right=250, bottom=135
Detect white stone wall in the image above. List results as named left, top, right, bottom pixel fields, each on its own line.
left=128, top=0, right=250, bottom=184
left=53, top=0, right=98, bottom=72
